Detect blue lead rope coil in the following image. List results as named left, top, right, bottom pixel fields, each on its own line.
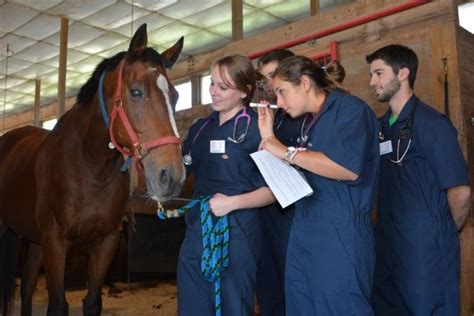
left=157, top=196, right=229, bottom=316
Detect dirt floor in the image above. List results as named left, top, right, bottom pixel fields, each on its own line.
left=13, top=276, right=178, bottom=316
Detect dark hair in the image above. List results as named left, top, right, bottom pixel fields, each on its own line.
left=324, top=60, right=345, bottom=84
left=274, top=55, right=348, bottom=94
left=365, top=44, right=418, bottom=89
left=257, top=49, right=295, bottom=67
left=212, top=54, right=256, bottom=105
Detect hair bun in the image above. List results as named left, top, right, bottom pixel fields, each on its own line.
left=324, top=60, right=345, bottom=84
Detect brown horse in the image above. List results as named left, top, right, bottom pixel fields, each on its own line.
left=0, top=24, right=185, bottom=316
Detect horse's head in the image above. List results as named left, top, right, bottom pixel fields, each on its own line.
left=99, top=24, right=185, bottom=201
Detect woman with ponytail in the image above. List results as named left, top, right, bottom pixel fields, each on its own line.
left=258, top=56, right=379, bottom=315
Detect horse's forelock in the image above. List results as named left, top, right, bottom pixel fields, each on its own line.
left=128, top=47, right=170, bottom=69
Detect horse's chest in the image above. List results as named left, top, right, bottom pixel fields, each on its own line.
left=66, top=194, right=129, bottom=239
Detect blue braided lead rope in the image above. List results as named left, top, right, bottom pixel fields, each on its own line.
left=156, top=196, right=230, bottom=316
left=156, top=197, right=203, bottom=219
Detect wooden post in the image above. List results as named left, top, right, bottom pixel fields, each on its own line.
left=34, top=79, right=41, bottom=127
left=190, top=75, right=200, bottom=107
left=310, top=0, right=319, bottom=16
left=58, top=17, right=68, bottom=116
left=232, top=0, right=243, bottom=41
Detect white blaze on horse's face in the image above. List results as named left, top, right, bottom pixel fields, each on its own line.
left=156, top=74, right=180, bottom=138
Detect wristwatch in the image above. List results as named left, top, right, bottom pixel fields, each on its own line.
left=284, top=147, right=297, bottom=165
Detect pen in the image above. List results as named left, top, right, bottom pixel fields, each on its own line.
left=250, top=102, right=278, bottom=109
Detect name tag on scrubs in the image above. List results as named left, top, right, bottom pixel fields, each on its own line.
left=210, top=140, right=226, bottom=153
left=379, top=140, right=393, bottom=155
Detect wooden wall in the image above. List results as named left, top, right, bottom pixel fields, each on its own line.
left=456, top=9, right=474, bottom=313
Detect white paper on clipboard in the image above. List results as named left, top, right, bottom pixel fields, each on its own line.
left=250, top=149, right=313, bottom=208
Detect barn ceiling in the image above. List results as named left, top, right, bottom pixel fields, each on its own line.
left=0, top=0, right=349, bottom=118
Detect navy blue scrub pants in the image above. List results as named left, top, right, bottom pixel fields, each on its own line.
left=286, top=215, right=375, bottom=316
left=177, top=219, right=260, bottom=316
left=371, top=217, right=460, bottom=316
left=256, top=205, right=293, bottom=316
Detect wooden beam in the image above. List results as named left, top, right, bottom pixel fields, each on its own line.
left=190, top=75, right=201, bottom=107
left=34, top=79, right=41, bottom=127
left=310, top=0, right=319, bottom=16
left=232, top=0, right=243, bottom=41
left=58, top=17, right=68, bottom=116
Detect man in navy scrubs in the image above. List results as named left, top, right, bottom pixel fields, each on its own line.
left=255, top=49, right=304, bottom=316
left=367, top=44, right=471, bottom=316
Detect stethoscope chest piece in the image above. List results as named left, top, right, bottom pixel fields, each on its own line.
left=183, top=153, right=192, bottom=165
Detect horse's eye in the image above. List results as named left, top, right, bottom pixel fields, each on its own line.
left=130, top=89, right=144, bottom=99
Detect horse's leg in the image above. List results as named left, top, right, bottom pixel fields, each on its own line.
left=0, top=225, right=20, bottom=316
left=0, top=221, right=6, bottom=236
left=20, top=242, right=43, bottom=316
left=41, top=228, right=69, bottom=316
left=83, top=232, right=120, bottom=316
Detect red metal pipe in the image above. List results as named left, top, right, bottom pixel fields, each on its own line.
left=247, top=0, right=429, bottom=60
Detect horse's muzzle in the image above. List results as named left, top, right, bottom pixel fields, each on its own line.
left=143, top=157, right=185, bottom=201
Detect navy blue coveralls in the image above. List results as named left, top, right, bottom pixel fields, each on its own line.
left=285, top=90, right=380, bottom=315
left=371, top=95, right=469, bottom=316
left=177, top=108, right=266, bottom=316
left=256, top=110, right=304, bottom=316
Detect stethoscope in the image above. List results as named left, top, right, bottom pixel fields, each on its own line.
left=298, top=108, right=325, bottom=147
left=227, top=107, right=251, bottom=144
left=379, top=99, right=418, bottom=166
left=183, top=107, right=252, bottom=165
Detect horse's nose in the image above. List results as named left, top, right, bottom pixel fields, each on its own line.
left=143, top=158, right=184, bottom=201
left=159, top=167, right=171, bottom=187
left=157, top=166, right=183, bottom=194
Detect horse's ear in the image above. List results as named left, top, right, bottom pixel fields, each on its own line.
left=128, top=23, right=148, bottom=55
left=162, top=36, right=184, bottom=68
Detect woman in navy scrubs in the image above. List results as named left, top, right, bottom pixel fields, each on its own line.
left=258, top=56, right=380, bottom=315
left=177, top=54, right=275, bottom=316
left=255, top=48, right=303, bottom=316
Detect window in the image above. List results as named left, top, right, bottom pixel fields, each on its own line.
left=201, top=74, right=212, bottom=105
left=42, top=118, right=57, bottom=130
left=459, top=3, right=474, bottom=34
left=175, top=81, right=192, bottom=111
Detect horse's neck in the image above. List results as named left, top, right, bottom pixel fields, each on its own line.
left=59, top=103, right=124, bottom=171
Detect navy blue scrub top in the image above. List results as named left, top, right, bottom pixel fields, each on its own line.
left=377, top=95, right=469, bottom=222
left=273, top=109, right=305, bottom=147
left=182, top=108, right=266, bottom=230
left=295, top=89, right=380, bottom=221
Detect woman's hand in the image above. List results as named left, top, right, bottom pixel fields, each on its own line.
left=257, top=106, right=275, bottom=140
left=209, top=193, right=237, bottom=217
left=259, top=136, right=287, bottom=159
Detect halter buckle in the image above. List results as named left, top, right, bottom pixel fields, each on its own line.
left=134, top=143, right=148, bottom=159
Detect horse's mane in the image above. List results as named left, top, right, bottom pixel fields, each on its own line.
left=77, top=47, right=170, bottom=106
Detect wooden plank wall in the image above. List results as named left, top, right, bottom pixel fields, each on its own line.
left=456, top=19, right=474, bottom=315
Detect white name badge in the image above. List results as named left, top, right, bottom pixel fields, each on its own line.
left=210, top=140, right=226, bottom=154
left=379, top=140, right=393, bottom=155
